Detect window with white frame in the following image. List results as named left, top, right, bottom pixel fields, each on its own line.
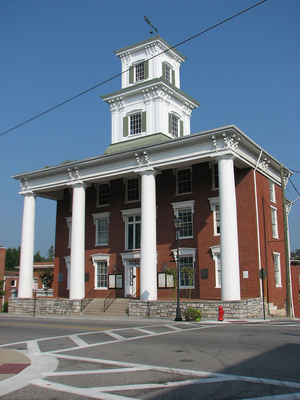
left=269, top=181, right=276, bottom=203
left=271, top=206, right=279, bottom=239
left=91, top=254, right=110, bottom=290
left=65, top=217, right=72, bottom=248
left=92, top=212, right=110, bottom=246
left=64, top=256, right=70, bottom=290
left=170, top=113, right=179, bottom=137
left=129, top=60, right=149, bottom=84
left=121, top=209, right=141, bottom=250
left=130, top=112, right=142, bottom=135
left=126, top=178, right=140, bottom=202
left=273, top=252, right=282, bottom=287
left=172, top=248, right=196, bottom=289
left=211, top=246, right=222, bottom=288
left=10, top=280, right=16, bottom=287
left=208, top=197, right=220, bottom=236
left=211, top=162, right=219, bottom=190
left=97, top=183, right=110, bottom=207
left=162, top=62, right=175, bottom=84
left=172, top=200, right=195, bottom=239
left=176, top=168, right=192, bottom=195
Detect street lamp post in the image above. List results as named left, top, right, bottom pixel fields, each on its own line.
left=174, top=217, right=183, bottom=321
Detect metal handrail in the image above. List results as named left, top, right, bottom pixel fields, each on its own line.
left=103, top=291, right=115, bottom=312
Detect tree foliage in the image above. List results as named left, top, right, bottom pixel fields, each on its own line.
left=291, top=249, right=300, bottom=260
left=5, top=245, right=55, bottom=270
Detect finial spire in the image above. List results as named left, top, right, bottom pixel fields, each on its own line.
left=144, top=16, right=158, bottom=35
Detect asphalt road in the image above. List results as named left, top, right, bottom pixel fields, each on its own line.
left=0, top=315, right=299, bottom=399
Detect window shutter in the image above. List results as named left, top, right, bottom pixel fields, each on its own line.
left=168, top=113, right=172, bottom=134
left=129, top=66, right=134, bottom=84
left=180, top=120, right=184, bottom=137
left=141, top=112, right=146, bottom=132
left=172, top=70, right=175, bottom=85
left=144, top=60, right=149, bottom=79
left=162, top=62, right=166, bottom=79
left=123, top=116, right=128, bottom=137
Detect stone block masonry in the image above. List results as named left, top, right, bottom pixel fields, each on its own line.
left=128, top=298, right=284, bottom=320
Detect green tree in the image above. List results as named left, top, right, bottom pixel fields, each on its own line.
left=291, top=249, right=300, bottom=260
left=47, top=245, right=55, bottom=261
left=33, top=251, right=46, bottom=262
left=5, top=247, right=20, bottom=270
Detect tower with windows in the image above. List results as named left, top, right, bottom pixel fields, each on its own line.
left=102, top=36, right=199, bottom=149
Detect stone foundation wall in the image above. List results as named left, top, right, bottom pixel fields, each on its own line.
left=128, top=298, right=267, bottom=320
left=8, top=298, right=92, bottom=316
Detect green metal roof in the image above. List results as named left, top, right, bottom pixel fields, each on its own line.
left=101, top=77, right=199, bottom=107
left=114, top=35, right=186, bottom=61
left=104, top=133, right=171, bottom=155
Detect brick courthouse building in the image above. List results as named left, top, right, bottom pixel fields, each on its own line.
left=13, top=37, right=292, bottom=317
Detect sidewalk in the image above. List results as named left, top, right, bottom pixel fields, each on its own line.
left=0, top=349, right=31, bottom=382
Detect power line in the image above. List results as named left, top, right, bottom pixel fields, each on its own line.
left=289, top=177, right=300, bottom=198
left=0, top=0, right=270, bottom=138
left=290, top=168, right=300, bottom=174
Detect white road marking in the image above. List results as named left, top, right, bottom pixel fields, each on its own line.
left=46, top=366, right=150, bottom=377
left=134, top=327, right=156, bottom=335
left=27, top=340, right=40, bottom=354
left=105, top=331, right=125, bottom=340
left=69, top=334, right=89, bottom=347
left=164, top=324, right=183, bottom=331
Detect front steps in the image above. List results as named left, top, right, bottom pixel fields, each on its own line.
left=83, top=298, right=129, bottom=317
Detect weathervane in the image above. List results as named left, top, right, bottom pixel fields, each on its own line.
left=144, top=16, right=158, bottom=35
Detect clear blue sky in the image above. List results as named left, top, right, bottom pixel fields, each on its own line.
left=1, top=0, right=299, bottom=256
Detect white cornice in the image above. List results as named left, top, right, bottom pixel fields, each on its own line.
left=13, top=125, right=291, bottom=196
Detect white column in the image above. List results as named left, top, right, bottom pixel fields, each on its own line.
left=69, top=182, right=86, bottom=300
left=218, top=155, right=241, bottom=301
left=18, top=192, right=36, bottom=298
left=140, top=169, right=157, bottom=301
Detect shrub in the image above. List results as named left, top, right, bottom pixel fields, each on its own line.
left=2, top=302, right=8, bottom=313
left=183, top=307, right=201, bottom=321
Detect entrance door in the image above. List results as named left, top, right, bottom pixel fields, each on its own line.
left=125, top=260, right=140, bottom=298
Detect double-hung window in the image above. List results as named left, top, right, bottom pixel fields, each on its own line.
left=162, top=62, right=175, bottom=85
left=91, top=254, right=110, bottom=290
left=273, top=252, right=282, bottom=287
left=269, top=181, right=276, bottom=203
left=92, top=212, right=110, bottom=246
left=271, top=206, right=279, bottom=239
left=126, top=178, right=140, bottom=202
left=123, top=112, right=146, bottom=137
left=129, top=60, right=149, bottom=84
left=172, top=200, right=195, bottom=239
left=211, top=246, right=222, bottom=288
left=97, top=183, right=110, bottom=207
left=208, top=197, right=220, bottom=236
left=169, top=113, right=179, bottom=137
left=211, top=162, right=219, bottom=190
left=176, top=168, right=192, bottom=195
left=172, top=248, right=196, bottom=289
left=121, top=209, right=141, bottom=250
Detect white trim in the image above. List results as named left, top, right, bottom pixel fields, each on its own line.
left=269, top=180, right=276, bottom=203
left=208, top=197, right=220, bottom=237
left=92, top=212, right=110, bottom=247
left=171, top=248, right=196, bottom=289
left=273, top=251, right=282, bottom=288
left=121, top=208, right=141, bottom=220
left=271, top=206, right=279, bottom=239
left=171, top=200, right=195, bottom=213
left=91, top=253, right=110, bottom=290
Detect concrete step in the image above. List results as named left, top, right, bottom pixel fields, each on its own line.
left=83, top=298, right=129, bottom=316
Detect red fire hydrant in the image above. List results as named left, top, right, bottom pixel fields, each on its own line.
left=218, top=305, right=224, bottom=321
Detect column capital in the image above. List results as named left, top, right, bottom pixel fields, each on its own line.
left=67, top=180, right=88, bottom=189
left=216, top=152, right=236, bottom=162
left=20, top=190, right=36, bottom=197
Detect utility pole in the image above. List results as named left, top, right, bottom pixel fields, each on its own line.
left=280, top=165, right=292, bottom=318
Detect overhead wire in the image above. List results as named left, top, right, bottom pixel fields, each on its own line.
left=0, top=0, right=270, bottom=138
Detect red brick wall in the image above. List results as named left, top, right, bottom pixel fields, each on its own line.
left=54, top=164, right=286, bottom=303
left=291, top=264, right=300, bottom=318
left=255, top=171, right=287, bottom=309
left=0, top=247, right=6, bottom=281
